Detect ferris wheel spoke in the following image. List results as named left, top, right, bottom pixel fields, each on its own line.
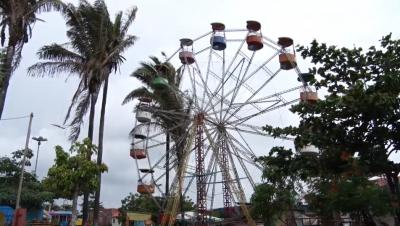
left=245, top=85, right=303, bottom=105
left=138, top=153, right=168, bottom=181
left=223, top=67, right=282, bottom=122
left=221, top=50, right=276, bottom=116
left=204, top=52, right=254, bottom=114
left=231, top=98, right=299, bottom=126
left=209, top=162, right=218, bottom=212
left=262, top=36, right=281, bottom=51
left=186, top=65, right=200, bottom=108
left=222, top=85, right=303, bottom=123
left=225, top=138, right=256, bottom=189
left=133, top=121, right=191, bottom=147
left=206, top=51, right=280, bottom=117
left=203, top=35, right=248, bottom=112
left=183, top=174, right=196, bottom=197
left=226, top=128, right=258, bottom=160
left=225, top=141, right=247, bottom=200
left=195, top=46, right=212, bottom=55
left=190, top=62, right=223, bottom=119
left=200, top=47, right=214, bottom=109
left=231, top=123, right=295, bottom=141
left=220, top=52, right=255, bottom=122
left=239, top=51, right=276, bottom=76
left=205, top=156, right=217, bottom=194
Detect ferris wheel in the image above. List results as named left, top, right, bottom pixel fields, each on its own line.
left=129, top=20, right=318, bottom=225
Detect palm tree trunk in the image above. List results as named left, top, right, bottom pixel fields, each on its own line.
left=70, top=186, right=79, bottom=226
left=93, top=76, right=109, bottom=226
left=0, top=45, right=16, bottom=119
left=82, top=92, right=98, bottom=225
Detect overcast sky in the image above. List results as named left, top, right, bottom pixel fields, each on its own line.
left=0, top=0, right=399, bottom=208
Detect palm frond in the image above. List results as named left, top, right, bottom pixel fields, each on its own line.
left=122, top=87, right=154, bottom=105
left=36, top=43, right=83, bottom=62
left=131, top=65, right=156, bottom=87
left=68, top=88, right=91, bottom=142
left=120, top=6, right=137, bottom=37
left=27, top=61, right=82, bottom=77
left=64, top=79, right=86, bottom=124
left=33, top=0, right=67, bottom=14
left=104, top=35, right=137, bottom=72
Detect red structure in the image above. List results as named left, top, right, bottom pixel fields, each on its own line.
left=12, top=208, right=26, bottom=226
left=195, top=113, right=207, bottom=225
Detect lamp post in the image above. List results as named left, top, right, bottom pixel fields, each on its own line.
left=32, top=136, right=48, bottom=176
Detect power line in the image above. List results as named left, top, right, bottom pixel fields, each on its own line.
left=0, top=115, right=31, bottom=121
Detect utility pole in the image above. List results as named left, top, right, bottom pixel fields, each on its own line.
left=32, top=136, right=48, bottom=176
left=16, top=113, right=33, bottom=209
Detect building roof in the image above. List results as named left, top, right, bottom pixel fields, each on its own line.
left=49, top=211, right=72, bottom=216
left=126, top=212, right=151, bottom=221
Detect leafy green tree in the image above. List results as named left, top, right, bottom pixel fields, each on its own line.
left=251, top=147, right=298, bottom=226
left=0, top=151, right=53, bottom=209
left=43, top=138, right=107, bottom=226
left=118, top=193, right=195, bottom=224
left=259, top=34, right=400, bottom=225
left=253, top=147, right=391, bottom=226
left=0, top=0, right=65, bottom=118
left=11, top=148, right=33, bottom=166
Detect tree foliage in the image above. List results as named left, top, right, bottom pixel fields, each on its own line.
left=0, top=0, right=65, bottom=118
left=43, top=138, right=107, bottom=199
left=254, top=34, right=400, bottom=225
left=28, top=0, right=137, bottom=141
left=0, top=150, right=53, bottom=209
left=118, top=193, right=195, bottom=224
left=43, top=138, right=107, bottom=225
left=123, top=56, right=191, bottom=147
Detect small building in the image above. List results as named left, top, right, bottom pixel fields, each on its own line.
left=125, top=212, right=153, bottom=226
left=96, top=208, right=121, bottom=226
left=0, top=206, right=13, bottom=225
left=49, top=210, right=72, bottom=226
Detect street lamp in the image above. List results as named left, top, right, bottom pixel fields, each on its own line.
left=32, top=136, right=48, bottom=176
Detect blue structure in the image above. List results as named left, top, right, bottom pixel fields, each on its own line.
left=0, top=206, right=14, bottom=225
left=27, top=209, right=44, bottom=222
left=211, top=35, right=226, bottom=51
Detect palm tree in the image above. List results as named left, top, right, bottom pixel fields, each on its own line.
left=0, top=0, right=65, bottom=119
left=123, top=56, right=190, bottom=142
left=123, top=56, right=192, bottom=220
left=28, top=1, right=137, bottom=224
left=93, top=4, right=137, bottom=225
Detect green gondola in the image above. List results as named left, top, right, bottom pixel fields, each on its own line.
left=152, top=76, right=169, bottom=90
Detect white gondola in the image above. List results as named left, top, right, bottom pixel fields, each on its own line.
left=132, top=123, right=148, bottom=139
left=299, top=144, right=320, bottom=154
left=136, top=104, right=152, bottom=123
left=136, top=109, right=152, bottom=123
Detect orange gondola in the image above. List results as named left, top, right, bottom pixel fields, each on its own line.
left=137, top=183, right=155, bottom=194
